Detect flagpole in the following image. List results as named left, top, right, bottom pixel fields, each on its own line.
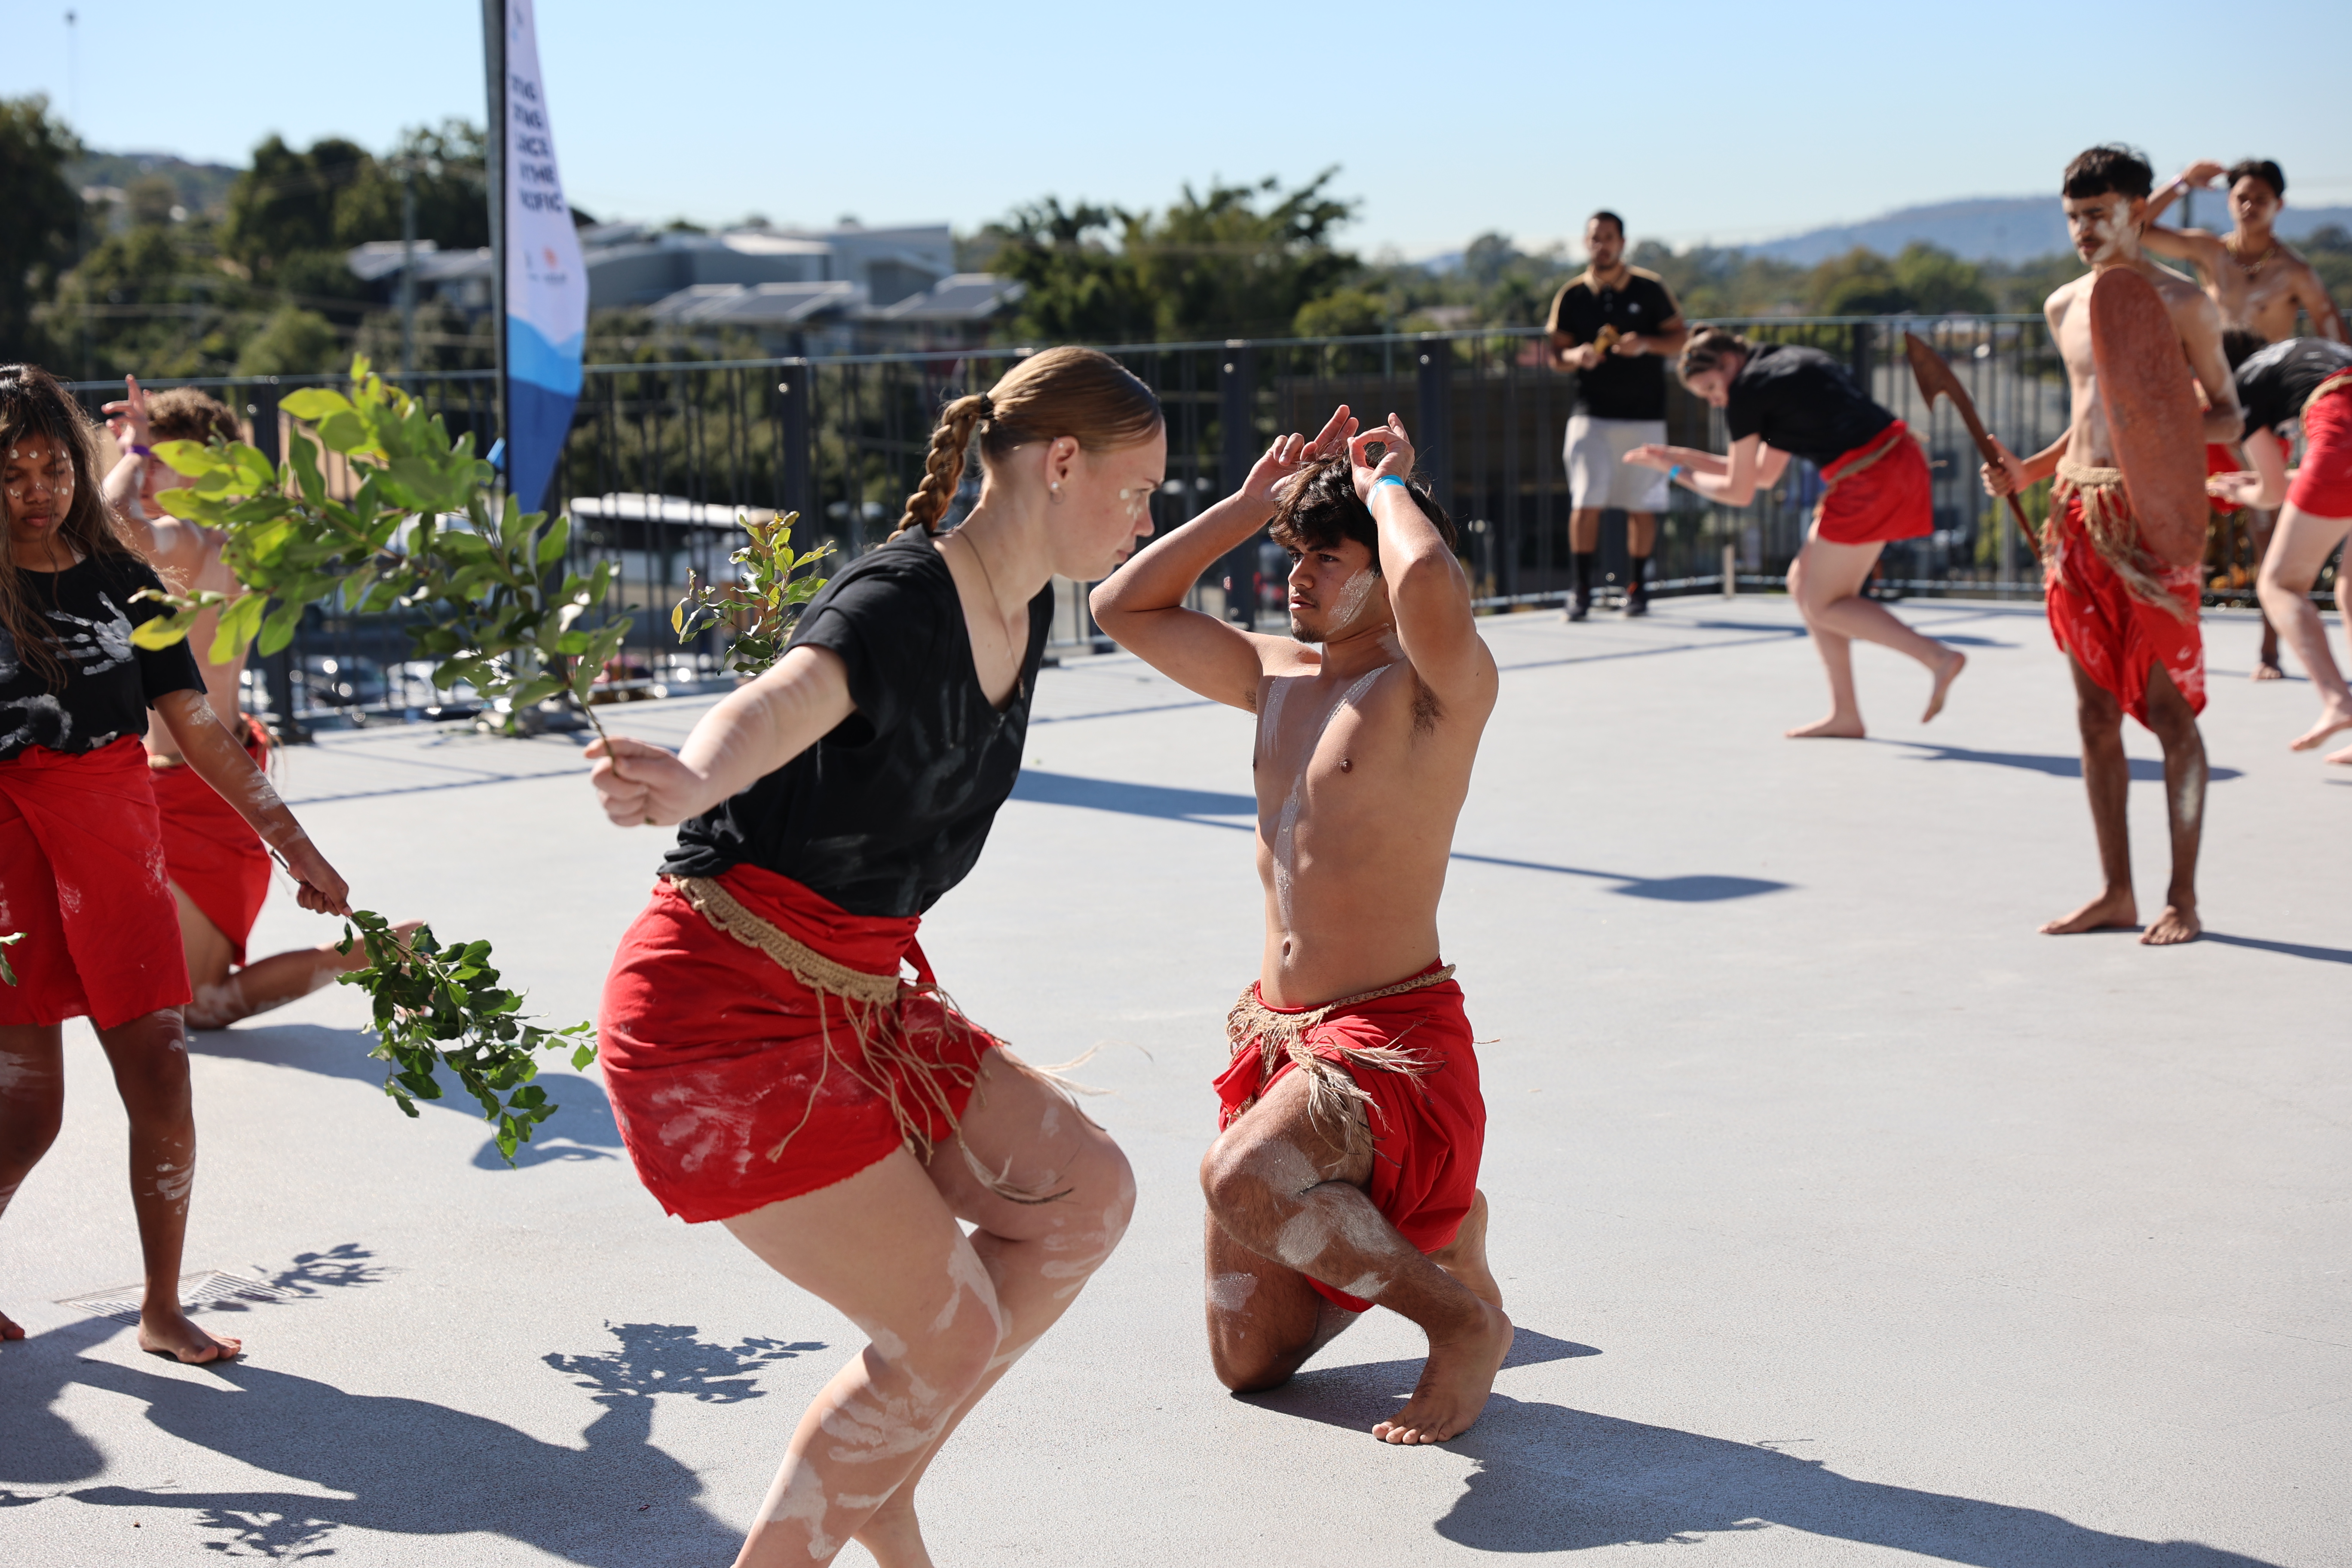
left=482, top=0, right=508, bottom=487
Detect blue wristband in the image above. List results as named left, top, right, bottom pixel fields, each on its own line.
left=1374, top=475, right=1409, bottom=492
left=1667, top=464, right=1685, bottom=483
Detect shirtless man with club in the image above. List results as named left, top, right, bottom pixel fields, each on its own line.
left=1091, top=406, right=1510, bottom=1444
left=1983, top=145, right=2243, bottom=946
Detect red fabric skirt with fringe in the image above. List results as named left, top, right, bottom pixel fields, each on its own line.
left=597, top=864, right=996, bottom=1224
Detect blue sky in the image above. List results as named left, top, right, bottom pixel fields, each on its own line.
left=9, top=0, right=2349, bottom=257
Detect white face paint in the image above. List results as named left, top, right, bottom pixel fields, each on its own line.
left=1327, top=568, right=1377, bottom=635
left=1207, top=1272, right=1259, bottom=1313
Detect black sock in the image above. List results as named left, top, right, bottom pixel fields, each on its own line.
left=1572, top=551, right=1596, bottom=593
left=1628, top=554, right=1651, bottom=594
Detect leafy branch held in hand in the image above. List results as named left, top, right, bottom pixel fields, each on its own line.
left=337, top=911, right=596, bottom=1165
left=672, top=508, right=833, bottom=677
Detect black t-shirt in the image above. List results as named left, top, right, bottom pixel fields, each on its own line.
left=1546, top=268, right=1681, bottom=420
left=0, top=552, right=202, bottom=761
left=663, top=531, right=1053, bottom=917
left=2236, top=337, right=2352, bottom=437
left=1724, top=343, right=1897, bottom=468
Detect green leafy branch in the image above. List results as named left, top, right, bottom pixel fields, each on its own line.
left=672, top=509, right=832, bottom=677
left=0, top=931, right=21, bottom=987
left=142, top=353, right=632, bottom=735
left=336, top=911, right=597, bottom=1165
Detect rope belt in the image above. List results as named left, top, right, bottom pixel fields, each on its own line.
left=1225, top=965, right=1458, bottom=1154
left=2308, top=370, right=2352, bottom=415
left=2049, top=457, right=2193, bottom=621
left=671, top=874, right=904, bottom=1005
left=1821, top=423, right=1913, bottom=492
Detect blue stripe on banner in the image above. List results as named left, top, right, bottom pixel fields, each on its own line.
left=508, top=316, right=585, bottom=396
left=507, top=377, right=578, bottom=516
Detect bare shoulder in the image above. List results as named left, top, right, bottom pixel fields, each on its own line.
left=2161, top=273, right=2223, bottom=331
left=2045, top=275, right=2087, bottom=324
left=2148, top=260, right=2209, bottom=307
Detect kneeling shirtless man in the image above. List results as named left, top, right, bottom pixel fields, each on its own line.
left=1092, top=407, right=1510, bottom=1444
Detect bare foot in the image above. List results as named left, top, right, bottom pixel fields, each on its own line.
left=1, top=1307, right=24, bottom=1344
left=1921, top=648, right=1966, bottom=723
left=138, top=1306, right=241, bottom=1365
left=1785, top=715, right=1865, bottom=740
left=1372, top=1299, right=1512, bottom=1446
left=2141, top=903, right=2202, bottom=946
left=2252, top=661, right=2285, bottom=682
left=1429, top=1190, right=1504, bottom=1311
left=2288, top=705, right=2352, bottom=752
left=2328, top=742, right=2352, bottom=766
left=853, top=1495, right=934, bottom=1568
left=2039, top=888, right=2138, bottom=935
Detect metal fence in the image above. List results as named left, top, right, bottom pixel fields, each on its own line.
left=67, top=316, right=2300, bottom=731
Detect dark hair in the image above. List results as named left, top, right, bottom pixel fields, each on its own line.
left=146, top=386, right=240, bottom=446
left=1587, top=210, right=1625, bottom=238
left=2063, top=144, right=2154, bottom=201
left=0, top=363, right=136, bottom=688
left=1266, top=453, right=1456, bottom=573
left=1676, top=325, right=1752, bottom=382
left=894, top=346, right=1162, bottom=537
left=2226, top=159, right=2285, bottom=201
left=2220, top=328, right=2267, bottom=371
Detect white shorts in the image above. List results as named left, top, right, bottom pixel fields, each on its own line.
left=1563, top=415, right=1670, bottom=512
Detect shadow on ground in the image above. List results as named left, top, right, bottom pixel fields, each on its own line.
left=1013, top=773, right=1788, bottom=902
left=1, top=1311, right=819, bottom=1562
left=190, top=1021, right=622, bottom=1169
left=1245, top=1331, right=2278, bottom=1563
left=1878, top=740, right=2246, bottom=784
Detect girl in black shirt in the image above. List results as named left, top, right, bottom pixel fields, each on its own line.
left=1626, top=327, right=1967, bottom=738
left=0, top=363, right=352, bottom=1365
left=2210, top=334, right=2352, bottom=757
left=586, top=346, right=1161, bottom=1566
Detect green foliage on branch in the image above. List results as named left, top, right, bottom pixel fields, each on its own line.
left=0, top=931, right=21, bottom=987
left=671, top=510, right=832, bottom=677
left=336, top=912, right=597, bottom=1165
left=144, top=352, right=631, bottom=722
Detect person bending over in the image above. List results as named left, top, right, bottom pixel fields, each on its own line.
left=0, top=364, right=351, bottom=1364
left=2208, top=331, right=2352, bottom=760
left=102, top=377, right=407, bottom=1027
left=1546, top=210, right=1688, bottom=619
left=1626, top=328, right=1965, bottom=738
left=585, top=346, right=1149, bottom=1566
left=1092, top=405, right=1510, bottom=1445
left=1983, top=145, right=2242, bottom=946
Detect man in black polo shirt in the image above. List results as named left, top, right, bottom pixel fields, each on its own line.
left=1547, top=211, right=1687, bottom=618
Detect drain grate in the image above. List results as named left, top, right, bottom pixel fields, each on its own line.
left=59, top=1270, right=293, bottom=1326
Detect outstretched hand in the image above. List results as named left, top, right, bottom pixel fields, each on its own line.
left=587, top=734, right=707, bottom=827
left=1348, top=413, right=1415, bottom=502
left=102, top=374, right=151, bottom=457
left=2206, top=469, right=2263, bottom=507
left=1621, top=442, right=1673, bottom=474
left=278, top=836, right=352, bottom=917
left=1241, top=404, right=1357, bottom=506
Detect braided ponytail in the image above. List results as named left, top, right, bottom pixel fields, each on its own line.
left=893, top=393, right=991, bottom=538
left=890, top=347, right=1163, bottom=541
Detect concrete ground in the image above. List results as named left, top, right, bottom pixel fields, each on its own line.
left=2, top=594, right=2345, bottom=1566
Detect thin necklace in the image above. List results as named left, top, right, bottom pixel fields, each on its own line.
left=2225, top=233, right=2278, bottom=273
left=955, top=530, right=1018, bottom=663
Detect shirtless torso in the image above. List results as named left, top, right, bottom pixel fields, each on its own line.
left=1093, top=407, right=1512, bottom=1445
left=2146, top=163, right=2346, bottom=344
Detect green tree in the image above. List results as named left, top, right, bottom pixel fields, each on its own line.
left=220, top=135, right=374, bottom=279
left=1130, top=171, right=1358, bottom=340
left=331, top=120, right=490, bottom=250
left=1807, top=243, right=1993, bottom=316
left=0, top=95, right=83, bottom=361
left=1294, top=286, right=1392, bottom=338
left=986, top=198, right=1157, bottom=343
left=236, top=303, right=341, bottom=375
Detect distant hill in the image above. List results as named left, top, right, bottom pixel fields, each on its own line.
left=1748, top=195, right=2352, bottom=266
left=66, top=151, right=241, bottom=217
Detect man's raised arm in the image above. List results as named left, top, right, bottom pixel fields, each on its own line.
left=1348, top=416, right=1496, bottom=709
left=1091, top=408, right=1351, bottom=710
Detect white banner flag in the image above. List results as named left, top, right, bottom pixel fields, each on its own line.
left=501, top=0, right=585, bottom=512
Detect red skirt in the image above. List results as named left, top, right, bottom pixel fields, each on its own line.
left=0, top=737, right=191, bottom=1030
left=1216, top=967, right=1485, bottom=1313
left=1815, top=422, right=1932, bottom=546
left=597, top=865, right=996, bottom=1224
left=151, top=713, right=273, bottom=965
left=2288, top=383, right=2352, bottom=518
left=2045, top=489, right=2206, bottom=728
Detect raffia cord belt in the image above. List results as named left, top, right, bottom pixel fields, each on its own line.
left=2050, top=456, right=2194, bottom=621
left=1819, top=423, right=1914, bottom=494
left=2308, top=370, right=2352, bottom=414
left=1225, top=965, right=1458, bottom=1155
left=667, top=874, right=1072, bottom=1204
